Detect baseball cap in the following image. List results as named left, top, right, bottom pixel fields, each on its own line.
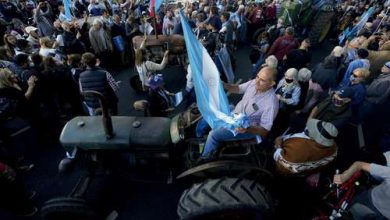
left=147, top=74, right=164, bottom=90
left=337, top=87, right=355, bottom=99
left=25, top=26, right=38, bottom=34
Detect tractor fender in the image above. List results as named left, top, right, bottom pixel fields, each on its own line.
left=312, top=0, right=334, bottom=12
left=132, top=34, right=185, bottom=54
left=176, top=160, right=273, bottom=183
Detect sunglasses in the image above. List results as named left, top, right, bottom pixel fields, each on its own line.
left=352, top=74, right=359, bottom=78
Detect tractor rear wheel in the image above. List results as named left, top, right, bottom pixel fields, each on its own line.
left=177, top=177, right=273, bottom=220
left=41, top=197, right=99, bottom=220
left=309, top=11, right=335, bottom=47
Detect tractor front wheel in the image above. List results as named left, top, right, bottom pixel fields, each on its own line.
left=177, top=177, right=273, bottom=220
left=309, top=11, right=335, bottom=47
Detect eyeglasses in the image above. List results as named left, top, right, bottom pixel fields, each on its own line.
left=352, top=74, right=359, bottom=78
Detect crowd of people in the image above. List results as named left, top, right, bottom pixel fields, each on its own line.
left=1, top=0, right=390, bottom=218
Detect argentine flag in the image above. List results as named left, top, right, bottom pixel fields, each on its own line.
left=62, top=0, right=73, bottom=21
left=339, top=7, right=375, bottom=45
left=180, top=11, right=247, bottom=133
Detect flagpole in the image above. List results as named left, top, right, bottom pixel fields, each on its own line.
left=153, top=6, right=158, bottom=39
left=144, top=17, right=147, bottom=39
left=373, top=8, right=389, bottom=34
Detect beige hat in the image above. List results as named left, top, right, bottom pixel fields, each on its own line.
left=332, top=46, right=344, bottom=57
left=25, top=26, right=38, bottom=34
left=306, top=119, right=338, bottom=147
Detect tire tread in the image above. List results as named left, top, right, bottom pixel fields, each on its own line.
left=177, top=178, right=273, bottom=220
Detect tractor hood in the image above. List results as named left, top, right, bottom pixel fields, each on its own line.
left=60, top=116, right=173, bottom=152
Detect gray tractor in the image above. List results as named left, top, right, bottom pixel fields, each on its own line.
left=40, top=91, right=276, bottom=220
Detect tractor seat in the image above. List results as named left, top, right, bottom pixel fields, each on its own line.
left=220, top=138, right=259, bottom=147
left=218, top=138, right=259, bottom=159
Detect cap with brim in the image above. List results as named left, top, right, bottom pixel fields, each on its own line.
left=147, top=74, right=164, bottom=90
left=25, top=26, right=38, bottom=34
left=306, top=119, right=338, bottom=147
left=337, top=87, right=355, bottom=99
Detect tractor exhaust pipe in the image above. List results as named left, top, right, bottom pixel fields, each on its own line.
left=82, top=91, right=115, bottom=139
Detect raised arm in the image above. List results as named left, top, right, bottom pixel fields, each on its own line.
left=334, top=161, right=371, bottom=184
left=146, top=50, right=169, bottom=71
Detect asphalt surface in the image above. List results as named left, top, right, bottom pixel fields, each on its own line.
left=1, top=41, right=338, bottom=220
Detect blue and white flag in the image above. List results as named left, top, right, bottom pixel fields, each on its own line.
left=63, top=0, right=73, bottom=21
left=215, top=47, right=234, bottom=84
left=339, top=7, right=375, bottom=45
left=180, top=11, right=248, bottom=134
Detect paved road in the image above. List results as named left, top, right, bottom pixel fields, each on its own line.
left=1, top=42, right=336, bottom=220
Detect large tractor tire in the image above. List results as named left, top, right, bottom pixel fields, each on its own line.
left=41, top=197, right=99, bottom=220
left=309, top=11, right=335, bottom=47
left=177, top=178, right=273, bottom=220
left=251, top=27, right=266, bottom=44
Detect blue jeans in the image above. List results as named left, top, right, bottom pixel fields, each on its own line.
left=202, top=127, right=256, bottom=157
left=196, top=118, right=211, bottom=138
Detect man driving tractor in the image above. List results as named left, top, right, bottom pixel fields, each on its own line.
left=196, top=66, right=279, bottom=160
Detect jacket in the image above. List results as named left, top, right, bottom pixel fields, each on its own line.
left=88, top=28, right=113, bottom=54
left=366, top=73, right=390, bottom=104
left=276, top=137, right=337, bottom=175
left=267, top=35, right=299, bottom=60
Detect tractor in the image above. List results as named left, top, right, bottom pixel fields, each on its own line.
left=40, top=91, right=275, bottom=220
left=254, top=0, right=336, bottom=47
left=280, top=0, right=335, bottom=46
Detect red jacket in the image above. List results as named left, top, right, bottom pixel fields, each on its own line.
left=264, top=5, right=276, bottom=20
left=267, top=35, right=299, bottom=61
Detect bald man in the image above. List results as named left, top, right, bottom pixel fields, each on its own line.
left=199, top=67, right=279, bottom=159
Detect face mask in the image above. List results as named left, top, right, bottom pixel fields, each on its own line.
left=350, top=75, right=356, bottom=83
left=285, top=78, right=294, bottom=84
left=332, top=96, right=345, bottom=107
